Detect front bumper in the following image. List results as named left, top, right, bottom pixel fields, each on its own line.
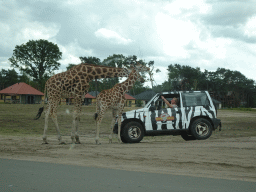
left=212, top=118, right=222, bottom=131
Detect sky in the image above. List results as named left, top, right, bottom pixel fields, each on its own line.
left=1, top=0, right=256, bottom=87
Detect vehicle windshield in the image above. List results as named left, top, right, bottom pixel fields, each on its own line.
left=145, top=93, right=159, bottom=108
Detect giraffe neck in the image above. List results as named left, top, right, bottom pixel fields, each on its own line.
left=70, top=63, right=129, bottom=80
left=117, top=69, right=139, bottom=93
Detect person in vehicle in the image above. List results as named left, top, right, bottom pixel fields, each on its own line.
left=161, top=96, right=178, bottom=108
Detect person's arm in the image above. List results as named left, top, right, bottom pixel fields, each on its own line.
left=161, top=96, right=173, bottom=108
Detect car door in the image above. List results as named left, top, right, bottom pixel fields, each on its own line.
left=181, top=91, right=213, bottom=129
left=147, top=93, right=182, bottom=131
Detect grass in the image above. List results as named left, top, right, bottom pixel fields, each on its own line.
left=222, top=108, right=256, bottom=112
left=213, top=109, right=256, bottom=138
left=0, top=104, right=256, bottom=139
left=0, top=104, right=138, bottom=136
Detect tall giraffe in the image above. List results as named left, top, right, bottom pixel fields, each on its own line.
left=35, top=63, right=130, bottom=144
left=94, top=64, right=150, bottom=144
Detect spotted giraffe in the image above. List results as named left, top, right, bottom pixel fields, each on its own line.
left=94, top=64, right=150, bottom=144
left=35, top=63, right=130, bottom=144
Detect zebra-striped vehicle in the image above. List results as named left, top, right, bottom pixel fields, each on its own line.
left=114, top=91, right=221, bottom=143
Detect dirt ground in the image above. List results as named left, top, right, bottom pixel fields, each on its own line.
left=1, top=110, right=256, bottom=182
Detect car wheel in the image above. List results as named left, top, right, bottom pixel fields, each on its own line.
left=121, top=121, right=144, bottom=143
left=120, top=135, right=128, bottom=143
left=180, top=132, right=196, bottom=141
left=190, top=118, right=212, bottom=140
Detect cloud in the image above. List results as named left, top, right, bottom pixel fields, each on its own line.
left=155, top=12, right=199, bottom=58
left=201, top=0, right=256, bottom=43
left=244, top=16, right=256, bottom=37
left=203, top=0, right=256, bottom=26
left=58, top=40, right=93, bottom=68
left=0, top=0, right=256, bottom=84
left=95, top=28, right=133, bottom=45
left=0, top=1, right=61, bottom=57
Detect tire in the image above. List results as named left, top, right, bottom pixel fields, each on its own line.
left=190, top=118, right=212, bottom=140
left=121, top=121, right=144, bottom=143
left=120, top=135, right=128, bottom=143
left=180, top=132, right=196, bottom=141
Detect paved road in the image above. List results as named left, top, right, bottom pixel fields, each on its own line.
left=0, top=158, right=255, bottom=192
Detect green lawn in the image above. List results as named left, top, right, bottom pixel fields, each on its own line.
left=0, top=104, right=136, bottom=136
left=0, top=104, right=256, bottom=139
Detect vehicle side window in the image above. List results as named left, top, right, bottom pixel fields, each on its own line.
left=156, top=94, right=180, bottom=109
left=182, top=93, right=210, bottom=107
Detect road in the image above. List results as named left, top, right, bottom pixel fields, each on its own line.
left=0, top=158, right=255, bottom=192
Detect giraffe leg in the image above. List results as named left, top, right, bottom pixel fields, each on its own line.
left=109, top=109, right=117, bottom=144
left=117, top=104, right=125, bottom=143
left=71, top=98, right=82, bottom=144
left=51, top=102, right=65, bottom=144
left=71, top=114, right=81, bottom=144
left=42, top=104, right=51, bottom=144
left=95, top=110, right=105, bottom=145
left=117, top=116, right=122, bottom=143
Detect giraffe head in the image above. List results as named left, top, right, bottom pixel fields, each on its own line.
left=137, top=72, right=145, bottom=83
left=127, top=65, right=146, bottom=83
left=134, top=62, right=150, bottom=73
left=119, top=67, right=130, bottom=77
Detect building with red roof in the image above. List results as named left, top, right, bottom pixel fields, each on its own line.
left=124, top=93, right=136, bottom=107
left=65, top=92, right=135, bottom=107
left=0, top=82, right=44, bottom=104
left=64, top=93, right=96, bottom=105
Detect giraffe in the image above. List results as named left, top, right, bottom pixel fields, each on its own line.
left=94, top=64, right=150, bottom=144
left=35, top=63, right=131, bottom=144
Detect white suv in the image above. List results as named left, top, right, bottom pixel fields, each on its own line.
left=113, top=91, right=221, bottom=143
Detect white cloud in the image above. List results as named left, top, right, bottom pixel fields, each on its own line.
left=1, top=0, right=256, bottom=85
left=155, top=12, right=199, bottom=58
left=18, top=22, right=60, bottom=42
left=95, top=28, right=133, bottom=45
left=244, top=16, right=256, bottom=37
left=59, top=40, right=93, bottom=68
left=164, top=0, right=211, bottom=15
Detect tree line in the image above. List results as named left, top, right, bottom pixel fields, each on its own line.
left=153, top=64, right=256, bottom=107
left=1, top=39, right=255, bottom=107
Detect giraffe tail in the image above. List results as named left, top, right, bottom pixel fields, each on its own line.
left=34, top=107, right=44, bottom=120
left=94, top=113, right=98, bottom=120
left=34, top=82, right=47, bottom=120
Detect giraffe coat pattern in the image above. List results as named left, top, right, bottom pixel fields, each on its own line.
left=36, top=63, right=131, bottom=144
left=95, top=64, right=150, bottom=144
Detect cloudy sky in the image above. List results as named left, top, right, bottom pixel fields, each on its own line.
left=1, top=0, right=256, bottom=87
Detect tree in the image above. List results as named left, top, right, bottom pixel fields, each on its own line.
left=101, top=54, right=126, bottom=90
left=102, top=54, right=126, bottom=67
left=79, top=56, right=101, bottom=65
left=8, top=39, right=62, bottom=91
left=147, top=60, right=161, bottom=89
left=167, top=64, right=202, bottom=91
left=0, top=69, right=19, bottom=90
left=19, top=72, right=30, bottom=85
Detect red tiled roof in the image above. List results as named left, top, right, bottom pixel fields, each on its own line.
left=84, top=93, right=95, bottom=98
left=0, top=82, right=44, bottom=96
left=125, top=94, right=135, bottom=100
